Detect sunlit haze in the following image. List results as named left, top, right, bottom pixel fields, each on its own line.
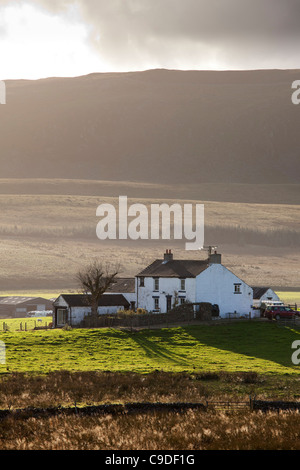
left=1, top=0, right=300, bottom=80
left=0, top=4, right=105, bottom=79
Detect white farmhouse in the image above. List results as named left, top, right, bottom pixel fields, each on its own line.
left=136, top=250, right=253, bottom=318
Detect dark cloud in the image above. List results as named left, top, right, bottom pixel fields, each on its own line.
left=1, top=0, right=300, bottom=69
left=77, top=0, right=300, bottom=69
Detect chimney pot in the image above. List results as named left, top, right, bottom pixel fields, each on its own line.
left=164, top=249, right=173, bottom=262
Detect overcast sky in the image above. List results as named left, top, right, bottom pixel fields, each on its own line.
left=0, top=0, right=300, bottom=80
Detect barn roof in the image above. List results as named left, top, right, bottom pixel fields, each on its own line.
left=0, top=296, right=51, bottom=306
left=136, top=259, right=209, bottom=278
left=252, top=287, right=271, bottom=299
left=57, top=293, right=130, bottom=308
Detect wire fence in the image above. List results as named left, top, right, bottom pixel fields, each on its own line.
left=0, top=317, right=53, bottom=332
left=205, top=400, right=251, bottom=411
left=276, top=316, right=300, bottom=329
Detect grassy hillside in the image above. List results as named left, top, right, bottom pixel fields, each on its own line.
left=0, top=179, right=299, bottom=290
left=0, top=178, right=299, bottom=204
left=1, top=322, right=299, bottom=375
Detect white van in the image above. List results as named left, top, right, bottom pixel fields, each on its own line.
left=27, top=310, right=53, bottom=317
left=262, top=300, right=284, bottom=307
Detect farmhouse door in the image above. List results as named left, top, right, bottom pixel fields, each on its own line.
left=56, top=308, right=68, bottom=327
left=166, top=296, right=172, bottom=312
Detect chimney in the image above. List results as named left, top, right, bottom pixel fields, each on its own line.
left=164, top=249, right=173, bottom=262
left=209, top=251, right=222, bottom=264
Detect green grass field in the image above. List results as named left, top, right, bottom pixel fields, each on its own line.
left=276, top=291, right=300, bottom=307
left=0, top=317, right=53, bottom=332
left=0, top=291, right=66, bottom=300
left=0, top=321, right=299, bottom=375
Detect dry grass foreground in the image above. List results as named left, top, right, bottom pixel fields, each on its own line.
left=1, top=409, right=300, bottom=450
left=0, top=371, right=299, bottom=450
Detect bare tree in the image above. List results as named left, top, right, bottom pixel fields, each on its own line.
left=76, top=259, right=120, bottom=318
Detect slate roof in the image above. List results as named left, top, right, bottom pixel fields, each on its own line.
left=252, top=287, right=271, bottom=299
left=136, top=259, right=209, bottom=278
left=0, top=296, right=51, bottom=306
left=57, top=293, right=130, bottom=308
left=106, top=277, right=135, bottom=293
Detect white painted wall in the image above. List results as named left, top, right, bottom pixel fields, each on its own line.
left=136, top=276, right=195, bottom=313
left=55, top=296, right=68, bottom=308
left=69, top=305, right=125, bottom=325
left=195, top=264, right=253, bottom=318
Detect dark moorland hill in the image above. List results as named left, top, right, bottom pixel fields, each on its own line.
left=1, top=69, right=300, bottom=186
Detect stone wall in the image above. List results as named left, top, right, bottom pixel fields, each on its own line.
left=79, top=302, right=215, bottom=328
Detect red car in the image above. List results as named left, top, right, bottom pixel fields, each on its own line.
left=264, top=305, right=299, bottom=321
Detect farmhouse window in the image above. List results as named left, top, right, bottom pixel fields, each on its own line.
left=180, top=279, right=186, bottom=291
left=154, top=278, right=159, bottom=291
left=154, top=297, right=160, bottom=310
left=180, top=297, right=186, bottom=305
left=234, top=284, right=241, bottom=294
left=139, top=277, right=145, bottom=287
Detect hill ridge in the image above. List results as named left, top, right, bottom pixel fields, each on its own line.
left=1, top=69, right=299, bottom=187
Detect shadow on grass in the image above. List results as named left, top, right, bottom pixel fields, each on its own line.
left=129, top=333, right=190, bottom=367
left=181, top=322, right=300, bottom=369
left=128, top=322, right=300, bottom=371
